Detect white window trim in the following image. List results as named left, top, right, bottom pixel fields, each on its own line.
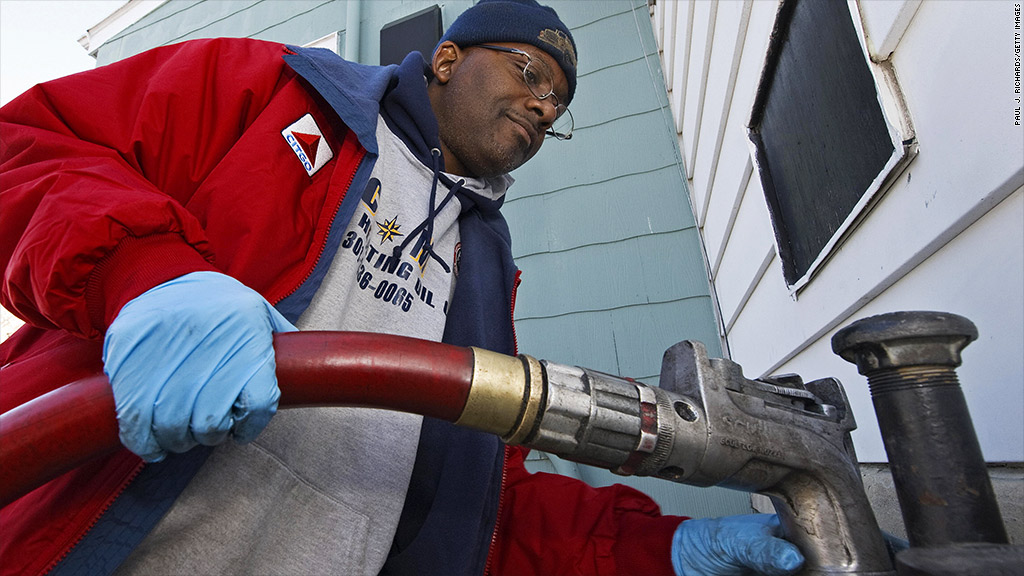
left=304, top=31, right=344, bottom=56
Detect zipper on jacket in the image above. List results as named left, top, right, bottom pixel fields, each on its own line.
left=483, top=444, right=511, bottom=576
left=484, top=271, right=521, bottom=575
left=509, top=270, right=522, bottom=355
left=41, top=459, right=145, bottom=576
left=273, top=149, right=366, bottom=306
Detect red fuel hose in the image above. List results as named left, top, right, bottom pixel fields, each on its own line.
left=0, top=331, right=476, bottom=508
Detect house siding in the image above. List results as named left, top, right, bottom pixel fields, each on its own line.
left=653, top=0, right=1023, bottom=462
left=652, top=0, right=1023, bottom=542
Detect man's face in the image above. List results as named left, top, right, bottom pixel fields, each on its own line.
left=429, top=41, right=570, bottom=178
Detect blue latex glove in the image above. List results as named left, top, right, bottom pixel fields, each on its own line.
left=882, top=531, right=909, bottom=561
left=672, top=514, right=804, bottom=576
left=103, top=271, right=296, bottom=462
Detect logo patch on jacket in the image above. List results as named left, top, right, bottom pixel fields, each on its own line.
left=282, top=114, right=333, bottom=177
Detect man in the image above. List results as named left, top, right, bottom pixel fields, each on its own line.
left=0, top=1, right=803, bottom=574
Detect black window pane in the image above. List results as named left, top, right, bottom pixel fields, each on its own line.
left=751, top=0, right=895, bottom=285
left=380, top=5, right=442, bottom=66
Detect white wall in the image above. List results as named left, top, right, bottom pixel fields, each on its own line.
left=652, top=0, right=1024, bottom=462
left=1, top=308, right=23, bottom=342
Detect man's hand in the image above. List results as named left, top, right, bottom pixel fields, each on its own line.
left=103, top=271, right=296, bottom=462
left=671, top=514, right=804, bottom=576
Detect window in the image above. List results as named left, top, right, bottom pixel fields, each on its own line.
left=380, top=5, right=442, bottom=66
left=747, top=0, right=916, bottom=291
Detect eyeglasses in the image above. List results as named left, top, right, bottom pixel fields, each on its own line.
left=476, top=44, right=574, bottom=140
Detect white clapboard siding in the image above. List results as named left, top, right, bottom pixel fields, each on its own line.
left=652, top=0, right=1024, bottom=462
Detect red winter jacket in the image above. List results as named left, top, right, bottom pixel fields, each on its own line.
left=0, top=38, right=683, bottom=575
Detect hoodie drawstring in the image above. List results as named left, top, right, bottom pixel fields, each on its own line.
left=394, top=148, right=463, bottom=273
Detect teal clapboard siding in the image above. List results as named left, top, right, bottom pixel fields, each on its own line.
left=93, top=0, right=749, bottom=520
left=508, top=0, right=724, bottom=370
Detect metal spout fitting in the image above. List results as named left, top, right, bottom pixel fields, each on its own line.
left=501, top=340, right=897, bottom=575
left=832, top=311, right=1008, bottom=548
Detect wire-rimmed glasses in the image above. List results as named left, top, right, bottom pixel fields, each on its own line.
left=476, top=44, right=574, bottom=140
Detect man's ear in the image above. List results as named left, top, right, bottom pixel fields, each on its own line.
left=431, top=41, right=460, bottom=84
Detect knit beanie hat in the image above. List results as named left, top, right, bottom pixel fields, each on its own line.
left=437, top=0, right=578, bottom=104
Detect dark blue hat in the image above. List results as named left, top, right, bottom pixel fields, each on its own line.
left=437, top=0, right=578, bottom=104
